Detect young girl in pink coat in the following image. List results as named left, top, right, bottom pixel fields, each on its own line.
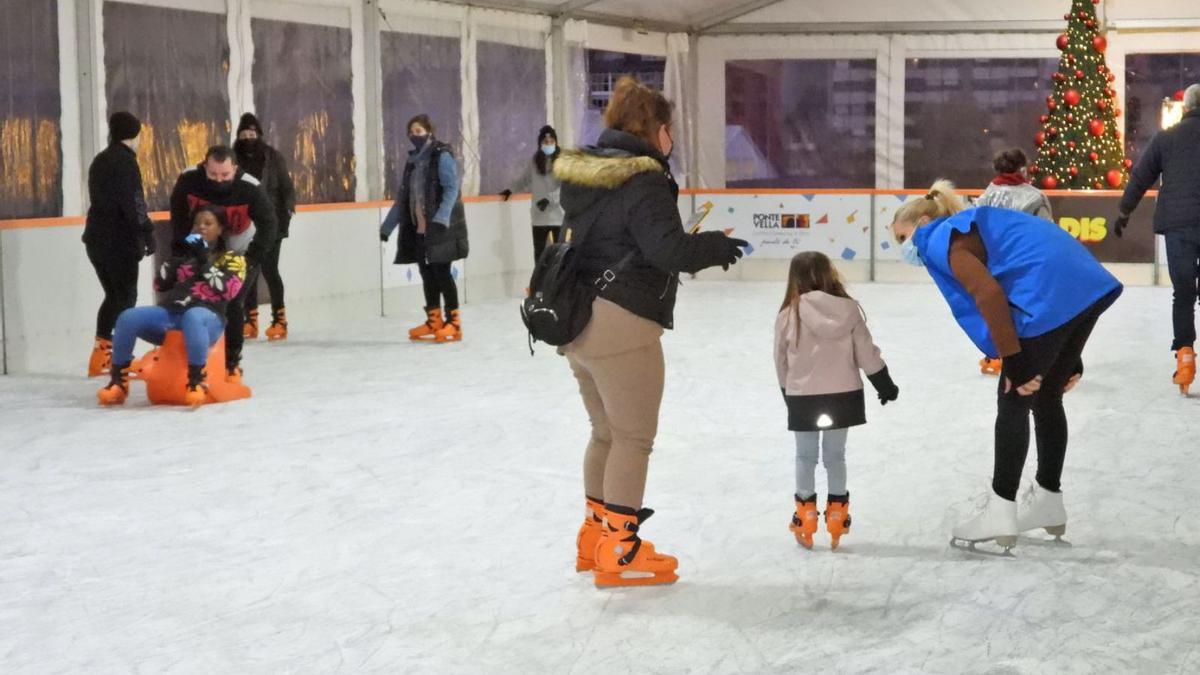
left=775, top=252, right=899, bottom=549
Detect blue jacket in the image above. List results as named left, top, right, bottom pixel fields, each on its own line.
left=913, top=206, right=1122, bottom=357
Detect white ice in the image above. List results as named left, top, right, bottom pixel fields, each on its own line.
left=2, top=282, right=1198, bottom=673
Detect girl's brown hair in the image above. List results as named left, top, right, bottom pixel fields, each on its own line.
left=993, top=148, right=1028, bottom=175
left=603, top=76, right=674, bottom=147
left=779, top=251, right=855, bottom=340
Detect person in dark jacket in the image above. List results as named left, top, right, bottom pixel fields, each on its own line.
left=234, top=113, right=296, bottom=342
left=893, top=181, right=1122, bottom=554
left=557, top=77, right=747, bottom=588
left=169, top=145, right=277, bottom=381
left=83, top=111, right=154, bottom=377
left=379, top=114, right=469, bottom=343
left=98, top=205, right=246, bottom=408
left=1115, top=83, right=1200, bottom=392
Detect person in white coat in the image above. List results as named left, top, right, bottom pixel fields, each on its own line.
left=500, top=125, right=565, bottom=262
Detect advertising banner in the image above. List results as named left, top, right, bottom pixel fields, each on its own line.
left=692, top=193, right=874, bottom=261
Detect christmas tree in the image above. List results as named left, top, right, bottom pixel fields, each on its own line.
left=1031, top=0, right=1131, bottom=191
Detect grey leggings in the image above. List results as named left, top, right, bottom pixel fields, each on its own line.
left=795, top=428, right=849, bottom=499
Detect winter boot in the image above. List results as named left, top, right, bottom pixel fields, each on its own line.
left=979, top=357, right=1003, bottom=376
left=789, top=494, right=819, bottom=549
left=951, top=492, right=1018, bottom=554
left=1173, top=346, right=1195, bottom=395
left=409, top=307, right=444, bottom=341
left=1016, top=483, right=1067, bottom=541
left=265, top=307, right=288, bottom=341
left=97, top=362, right=132, bottom=405
left=594, top=504, right=679, bottom=588
left=825, top=493, right=852, bottom=550
left=435, top=309, right=462, bottom=343
left=88, top=338, right=113, bottom=378
left=575, top=497, right=605, bottom=573
left=243, top=307, right=259, bottom=340
left=185, top=364, right=208, bottom=408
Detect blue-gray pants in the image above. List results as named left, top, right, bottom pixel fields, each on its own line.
left=795, top=429, right=849, bottom=499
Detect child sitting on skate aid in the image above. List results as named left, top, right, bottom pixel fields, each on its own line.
left=98, top=205, right=247, bottom=408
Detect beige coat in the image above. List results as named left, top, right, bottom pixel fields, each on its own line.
left=774, top=291, right=886, bottom=397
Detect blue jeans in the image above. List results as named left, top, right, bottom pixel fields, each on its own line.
left=112, top=306, right=224, bottom=367
left=1165, top=230, right=1200, bottom=350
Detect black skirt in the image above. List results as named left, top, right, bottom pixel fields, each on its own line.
left=785, top=389, right=867, bottom=432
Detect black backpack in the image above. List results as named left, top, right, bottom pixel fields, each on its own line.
left=520, top=211, right=631, bottom=353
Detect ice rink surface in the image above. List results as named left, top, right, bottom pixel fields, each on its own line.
left=2, top=281, right=1198, bottom=674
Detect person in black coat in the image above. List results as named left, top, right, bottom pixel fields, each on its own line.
left=83, top=111, right=154, bottom=377
left=234, top=113, right=296, bottom=341
left=169, top=145, right=277, bottom=380
left=379, top=114, right=469, bottom=343
left=1116, top=83, right=1200, bottom=389
left=555, top=77, right=746, bottom=588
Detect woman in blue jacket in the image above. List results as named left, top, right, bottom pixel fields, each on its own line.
left=891, top=180, right=1122, bottom=553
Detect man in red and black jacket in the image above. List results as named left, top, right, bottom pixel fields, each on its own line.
left=169, top=145, right=277, bottom=380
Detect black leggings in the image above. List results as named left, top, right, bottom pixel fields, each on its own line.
left=244, top=238, right=285, bottom=314
left=992, top=292, right=1115, bottom=501
left=225, top=263, right=259, bottom=370
left=87, top=245, right=139, bottom=340
left=418, top=260, right=458, bottom=312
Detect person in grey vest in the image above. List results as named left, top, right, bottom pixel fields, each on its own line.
left=500, top=125, right=565, bottom=262
left=977, top=148, right=1052, bottom=220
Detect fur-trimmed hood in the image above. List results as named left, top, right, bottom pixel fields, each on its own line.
left=554, top=150, right=663, bottom=189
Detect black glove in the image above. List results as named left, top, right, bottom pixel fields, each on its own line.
left=1001, top=350, right=1040, bottom=393
left=719, top=236, right=750, bottom=271
left=866, top=366, right=899, bottom=405
left=536, top=198, right=550, bottom=211
left=499, top=189, right=513, bottom=201
left=142, top=232, right=156, bottom=259
left=380, top=231, right=389, bottom=243
left=1072, top=359, right=1084, bottom=378
left=1113, top=213, right=1130, bottom=238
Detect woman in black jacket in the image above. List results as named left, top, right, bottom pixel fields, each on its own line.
left=379, top=114, right=469, bottom=343
left=83, top=112, right=154, bottom=377
left=234, top=113, right=296, bottom=341
left=559, top=77, right=747, bottom=588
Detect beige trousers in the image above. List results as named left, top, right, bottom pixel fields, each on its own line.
left=564, top=299, right=665, bottom=510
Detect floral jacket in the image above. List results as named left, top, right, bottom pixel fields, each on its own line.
left=154, top=249, right=247, bottom=315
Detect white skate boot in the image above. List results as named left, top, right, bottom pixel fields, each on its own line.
left=1016, top=483, right=1068, bottom=543
left=950, top=492, right=1018, bottom=556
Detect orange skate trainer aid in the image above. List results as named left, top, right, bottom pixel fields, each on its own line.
left=593, top=505, right=678, bottom=588
left=410, top=308, right=443, bottom=340
left=575, top=498, right=605, bottom=572
left=1174, top=347, right=1196, bottom=395
left=979, top=357, right=1002, bottom=376
left=790, top=496, right=819, bottom=549
left=825, top=494, right=852, bottom=550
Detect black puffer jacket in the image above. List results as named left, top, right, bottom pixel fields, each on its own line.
left=235, top=141, right=296, bottom=238
left=1120, top=109, right=1200, bottom=234
left=83, top=142, right=153, bottom=260
left=556, top=129, right=736, bottom=329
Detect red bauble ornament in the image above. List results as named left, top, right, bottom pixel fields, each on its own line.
left=1064, top=12, right=1071, bottom=20
left=1035, top=132, right=1046, bottom=146
left=1123, top=158, right=1133, bottom=169
left=1175, top=89, right=1186, bottom=101
left=1106, top=88, right=1117, bottom=98
left=1093, top=35, right=1108, bottom=53
left=1030, top=164, right=1040, bottom=174
left=1097, top=100, right=1108, bottom=111
left=1107, top=73, right=1116, bottom=82
left=1089, top=151, right=1100, bottom=162
left=1092, top=0, right=1100, bottom=4
left=1065, top=90, right=1081, bottom=106
left=1042, top=176, right=1059, bottom=190
left=1075, top=70, right=1085, bottom=79
left=1056, top=34, right=1069, bottom=50
left=1047, top=127, right=1059, bottom=137
left=1069, top=166, right=1080, bottom=177
left=1068, top=141, right=1077, bottom=149
left=1049, top=148, right=1060, bottom=157
left=1040, top=114, right=1050, bottom=123
left=1047, top=99, right=1058, bottom=111
left=1089, top=119, right=1106, bottom=136
left=1066, top=113, right=1076, bottom=123
left=1094, top=181, right=1104, bottom=189
left=1086, top=19, right=1096, bottom=29
left=1078, top=11, right=1087, bottom=19
left=1115, top=108, right=1122, bottom=117
left=1106, top=170, right=1123, bottom=188
left=1113, top=128, right=1122, bottom=139
left=1053, top=72, right=1065, bottom=82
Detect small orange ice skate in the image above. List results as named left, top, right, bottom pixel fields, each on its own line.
left=1174, top=347, right=1195, bottom=396
left=575, top=498, right=605, bottom=573
left=825, top=494, right=852, bottom=550
left=790, top=495, right=819, bottom=549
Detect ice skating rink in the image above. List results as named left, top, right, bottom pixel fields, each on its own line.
left=2, top=281, right=1197, bottom=673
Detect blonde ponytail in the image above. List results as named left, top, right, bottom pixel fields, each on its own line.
left=893, top=179, right=965, bottom=226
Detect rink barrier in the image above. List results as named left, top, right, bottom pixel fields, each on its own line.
left=0, top=189, right=1163, bottom=375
